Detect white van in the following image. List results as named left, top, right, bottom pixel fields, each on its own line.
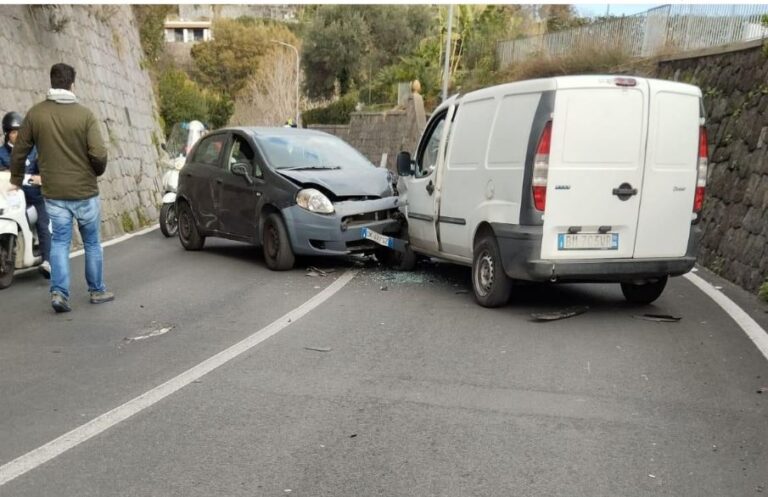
left=394, top=75, right=707, bottom=307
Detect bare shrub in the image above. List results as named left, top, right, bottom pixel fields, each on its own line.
left=487, top=42, right=635, bottom=88
left=229, top=47, right=300, bottom=127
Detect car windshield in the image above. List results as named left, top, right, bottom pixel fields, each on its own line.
left=256, top=133, right=374, bottom=170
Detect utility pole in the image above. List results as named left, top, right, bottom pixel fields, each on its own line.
left=270, top=40, right=300, bottom=126
left=441, top=4, right=454, bottom=102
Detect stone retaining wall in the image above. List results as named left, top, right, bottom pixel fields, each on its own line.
left=0, top=5, right=165, bottom=244
left=656, top=41, right=768, bottom=292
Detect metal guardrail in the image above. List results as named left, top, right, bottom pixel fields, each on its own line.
left=497, top=4, right=768, bottom=68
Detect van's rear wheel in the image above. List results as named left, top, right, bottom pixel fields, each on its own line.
left=620, top=276, right=668, bottom=305
left=472, top=233, right=511, bottom=308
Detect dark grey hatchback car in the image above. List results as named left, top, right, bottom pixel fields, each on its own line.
left=175, top=127, right=402, bottom=270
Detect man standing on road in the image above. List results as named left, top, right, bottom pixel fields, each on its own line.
left=9, top=63, right=114, bottom=313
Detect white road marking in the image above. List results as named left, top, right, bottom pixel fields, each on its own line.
left=0, top=269, right=358, bottom=487
left=16, top=225, right=160, bottom=275
left=684, top=272, right=768, bottom=361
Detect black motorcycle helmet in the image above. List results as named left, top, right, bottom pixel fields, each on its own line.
left=2, top=111, right=23, bottom=135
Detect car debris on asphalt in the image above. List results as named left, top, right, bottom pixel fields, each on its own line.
left=633, top=314, right=682, bottom=323
left=531, top=306, right=589, bottom=322
left=306, top=266, right=336, bottom=277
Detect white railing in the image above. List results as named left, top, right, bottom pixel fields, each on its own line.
left=497, top=4, right=768, bottom=68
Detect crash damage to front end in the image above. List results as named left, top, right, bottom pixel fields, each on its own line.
left=282, top=196, right=402, bottom=256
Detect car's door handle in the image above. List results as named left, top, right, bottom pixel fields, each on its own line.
left=216, top=178, right=223, bottom=184
left=426, top=180, right=434, bottom=195
left=612, top=183, right=637, bottom=201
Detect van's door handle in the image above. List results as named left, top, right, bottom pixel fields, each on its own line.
left=426, top=180, right=434, bottom=195
left=612, top=183, right=637, bottom=201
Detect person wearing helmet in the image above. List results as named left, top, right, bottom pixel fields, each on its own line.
left=283, top=118, right=297, bottom=128
left=0, top=111, right=51, bottom=278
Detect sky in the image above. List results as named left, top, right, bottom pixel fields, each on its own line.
left=575, top=4, right=661, bottom=18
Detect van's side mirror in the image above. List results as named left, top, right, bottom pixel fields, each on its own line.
left=231, top=163, right=254, bottom=185
left=396, top=152, right=413, bottom=176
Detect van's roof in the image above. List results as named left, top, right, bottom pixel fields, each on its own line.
left=458, top=75, right=700, bottom=103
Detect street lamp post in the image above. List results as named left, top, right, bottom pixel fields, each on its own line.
left=270, top=40, right=300, bottom=126
left=441, top=4, right=454, bottom=102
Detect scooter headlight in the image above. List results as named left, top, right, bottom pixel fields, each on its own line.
left=296, top=188, right=334, bottom=214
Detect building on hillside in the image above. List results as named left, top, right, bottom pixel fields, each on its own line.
left=163, top=5, right=300, bottom=67
left=164, top=20, right=212, bottom=44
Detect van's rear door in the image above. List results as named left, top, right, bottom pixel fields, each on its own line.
left=541, top=77, right=649, bottom=260
left=633, top=81, right=700, bottom=258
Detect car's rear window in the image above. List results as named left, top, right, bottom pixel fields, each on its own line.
left=255, top=133, right=374, bottom=170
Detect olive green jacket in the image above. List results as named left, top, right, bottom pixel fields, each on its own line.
left=10, top=93, right=108, bottom=200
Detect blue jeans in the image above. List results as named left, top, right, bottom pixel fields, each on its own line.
left=45, top=196, right=106, bottom=299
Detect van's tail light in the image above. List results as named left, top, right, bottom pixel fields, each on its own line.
left=532, top=121, right=552, bottom=212
left=694, top=126, right=708, bottom=213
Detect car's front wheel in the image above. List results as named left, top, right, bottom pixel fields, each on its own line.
left=620, top=276, right=668, bottom=305
left=472, top=233, right=512, bottom=308
left=262, top=213, right=295, bottom=271
left=177, top=201, right=205, bottom=251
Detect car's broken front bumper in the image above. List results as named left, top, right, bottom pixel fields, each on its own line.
left=282, top=196, right=401, bottom=256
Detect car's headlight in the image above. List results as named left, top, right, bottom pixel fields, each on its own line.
left=296, top=188, right=334, bottom=214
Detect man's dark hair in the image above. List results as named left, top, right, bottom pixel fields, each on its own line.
left=50, top=63, right=76, bottom=90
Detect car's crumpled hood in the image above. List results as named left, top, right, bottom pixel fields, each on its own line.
left=277, top=167, right=394, bottom=198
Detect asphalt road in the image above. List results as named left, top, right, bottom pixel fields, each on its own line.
left=0, top=230, right=766, bottom=497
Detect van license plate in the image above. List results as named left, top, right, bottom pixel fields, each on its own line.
left=558, top=233, right=618, bottom=250
left=361, top=228, right=393, bottom=248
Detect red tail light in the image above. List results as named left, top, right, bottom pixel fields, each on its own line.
left=694, top=126, right=708, bottom=213
left=532, top=121, right=552, bottom=212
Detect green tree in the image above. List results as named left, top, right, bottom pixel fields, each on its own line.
left=539, top=5, right=588, bottom=33
left=158, top=69, right=234, bottom=135
left=302, top=5, right=436, bottom=100
left=133, top=5, right=175, bottom=64
left=191, top=19, right=298, bottom=97
left=302, top=6, right=370, bottom=99
left=191, top=19, right=268, bottom=96
left=205, top=93, right=234, bottom=130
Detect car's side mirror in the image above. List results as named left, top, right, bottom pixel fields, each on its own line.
left=231, top=163, right=254, bottom=185
left=396, top=151, right=413, bottom=176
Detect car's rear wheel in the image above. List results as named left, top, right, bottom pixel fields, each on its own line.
left=159, top=203, right=178, bottom=238
left=472, top=233, right=511, bottom=308
left=177, top=201, right=205, bottom=250
left=262, top=213, right=295, bottom=271
left=620, top=276, right=668, bottom=305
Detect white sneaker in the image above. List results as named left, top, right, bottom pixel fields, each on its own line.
left=38, top=260, right=51, bottom=279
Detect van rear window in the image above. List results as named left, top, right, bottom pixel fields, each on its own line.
left=559, top=89, right=644, bottom=166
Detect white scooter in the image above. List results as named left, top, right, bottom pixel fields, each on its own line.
left=159, top=157, right=184, bottom=237
left=0, top=170, right=42, bottom=289
left=159, top=120, right=206, bottom=238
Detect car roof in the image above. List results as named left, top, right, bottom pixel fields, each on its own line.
left=225, top=126, right=333, bottom=139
